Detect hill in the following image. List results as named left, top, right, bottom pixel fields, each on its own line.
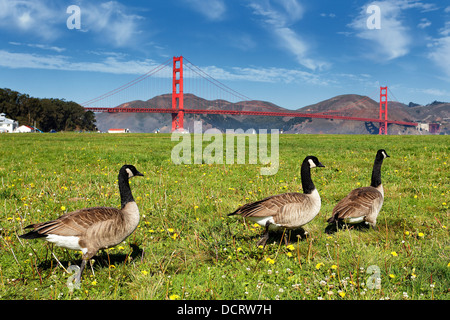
left=95, top=93, right=309, bottom=133
left=93, top=93, right=449, bottom=134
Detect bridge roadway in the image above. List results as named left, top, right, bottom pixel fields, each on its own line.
left=84, top=107, right=418, bottom=127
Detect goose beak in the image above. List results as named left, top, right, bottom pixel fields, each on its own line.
left=136, top=171, right=144, bottom=177
left=318, top=162, right=325, bottom=167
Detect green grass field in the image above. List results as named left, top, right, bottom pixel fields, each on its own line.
left=0, top=132, right=448, bottom=300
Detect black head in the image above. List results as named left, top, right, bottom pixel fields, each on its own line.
left=120, top=164, right=144, bottom=178
left=376, top=149, right=390, bottom=161
left=303, top=156, right=325, bottom=169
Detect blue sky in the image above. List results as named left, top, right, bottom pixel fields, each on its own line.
left=0, top=0, right=449, bottom=110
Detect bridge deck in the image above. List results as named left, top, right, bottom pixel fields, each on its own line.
left=84, top=107, right=418, bottom=127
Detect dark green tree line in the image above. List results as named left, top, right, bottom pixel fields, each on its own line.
left=0, top=88, right=96, bottom=132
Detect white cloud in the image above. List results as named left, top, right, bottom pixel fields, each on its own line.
left=0, top=0, right=144, bottom=48
left=428, top=37, right=450, bottom=78
left=9, top=42, right=66, bottom=53
left=397, top=0, right=438, bottom=12
left=0, top=50, right=161, bottom=74
left=420, top=88, right=450, bottom=97
left=226, top=32, right=256, bottom=51
left=417, top=18, right=431, bottom=29
left=349, top=1, right=412, bottom=60
left=320, top=13, right=336, bottom=18
left=248, top=0, right=327, bottom=71
left=349, top=1, right=440, bottom=61
left=0, top=48, right=328, bottom=86
left=183, top=0, right=226, bottom=21
left=0, top=0, right=63, bottom=40
left=80, top=1, right=145, bottom=48
left=200, top=64, right=326, bottom=85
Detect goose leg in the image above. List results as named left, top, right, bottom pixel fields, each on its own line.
left=256, top=222, right=271, bottom=247
left=75, top=258, right=87, bottom=284
left=284, top=230, right=290, bottom=246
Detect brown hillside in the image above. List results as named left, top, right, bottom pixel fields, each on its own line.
left=94, top=93, right=446, bottom=134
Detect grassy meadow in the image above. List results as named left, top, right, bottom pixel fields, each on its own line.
left=0, top=132, right=448, bottom=300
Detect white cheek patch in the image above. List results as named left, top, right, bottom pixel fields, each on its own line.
left=382, top=151, right=387, bottom=158
left=308, top=159, right=316, bottom=168
left=125, top=168, right=133, bottom=177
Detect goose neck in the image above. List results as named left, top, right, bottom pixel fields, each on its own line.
left=118, top=172, right=134, bottom=209
left=301, top=162, right=316, bottom=194
left=370, top=158, right=384, bottom=188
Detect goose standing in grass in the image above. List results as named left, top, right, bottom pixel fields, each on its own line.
left=228, top=156, right=325, bottom=247
left=326, top=149, right=389, bottom=232
left=20, top=164, right=144, bottom=284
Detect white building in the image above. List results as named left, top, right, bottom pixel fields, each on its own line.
left=15, top=125, right=35, bottom=133
left=108, top=128, right=130, bottom=133
left=0, top=113, right=18, bottom=133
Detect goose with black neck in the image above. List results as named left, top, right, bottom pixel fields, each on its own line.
left=228, top=156, right=325, bottom=247
left=326, top=149, right=390, bottom=232
left=20, top=164, right=144, bottom=284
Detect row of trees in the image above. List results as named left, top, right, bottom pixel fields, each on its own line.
left=0, top=88, right=96, bottom=132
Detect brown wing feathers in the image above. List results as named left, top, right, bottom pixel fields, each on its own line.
left=230, top=193, right=308, bottom=218
left=21, top=207, right=122, bottom=239
left=328, top=187, right=382, bottom=223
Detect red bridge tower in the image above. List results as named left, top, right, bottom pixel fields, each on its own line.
left=379, top=86, right=388, bottom=135
left=172, top=56, right=184, bottom=132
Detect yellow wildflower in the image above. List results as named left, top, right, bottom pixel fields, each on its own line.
left=61, top=206, right=66, bottom=211
left=391, top=251, right=398, bottom=257
left=169, top=294, right=180, bottom=300
left=315, top=262, right=324, bottom=270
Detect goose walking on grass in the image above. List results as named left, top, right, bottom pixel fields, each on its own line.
left=326, top=149, right=389, bottom=233
left=20, top=164, right=144, bottom=284
left=228, top=156, right=325, bottom=247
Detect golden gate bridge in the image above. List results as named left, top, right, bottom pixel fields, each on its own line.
left=82, top=56, right=418, bottom=134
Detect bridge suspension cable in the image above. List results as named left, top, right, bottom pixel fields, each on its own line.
left=81, top=57, right=172, bottom=107
left=183, top=57, right=251, bottom=102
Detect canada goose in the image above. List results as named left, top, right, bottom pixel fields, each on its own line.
left=326, top=149, right=389, bottom=232
left=228, top=156, right=325, bottom=246
left=20, top=164, right=144, bottom=284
